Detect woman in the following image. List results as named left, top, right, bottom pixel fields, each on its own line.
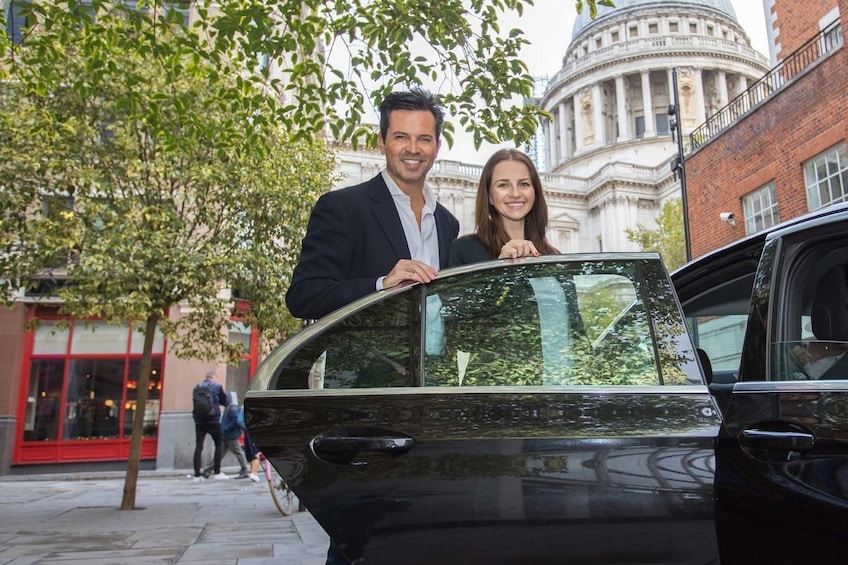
left=449, top=148, right=558, bottom=266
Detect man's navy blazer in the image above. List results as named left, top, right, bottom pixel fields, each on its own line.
left=286, top=174, right=460, bottom=320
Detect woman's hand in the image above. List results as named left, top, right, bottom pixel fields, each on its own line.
left=498, top=239, right=540, bottom=259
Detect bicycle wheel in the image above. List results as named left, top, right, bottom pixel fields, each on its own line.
left=265, top=460, right=298, bottom=516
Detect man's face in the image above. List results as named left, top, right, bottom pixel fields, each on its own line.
left=378, top=109, right=441, bottom=194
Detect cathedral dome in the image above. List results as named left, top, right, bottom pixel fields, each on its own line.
left=572, top=0, right=738, bottom=39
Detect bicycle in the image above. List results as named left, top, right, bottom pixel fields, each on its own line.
left=258, top=451, right=299, bottom=516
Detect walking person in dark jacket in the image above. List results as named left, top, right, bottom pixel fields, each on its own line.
left=191, top=371, right=230, bottom=481
left=203, top=397, right=258, bottom=481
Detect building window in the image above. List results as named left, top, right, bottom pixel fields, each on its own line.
left=635, top=116, right=645, bottom=138
left=611, top=30, right=619, bottom=43
left=706, top=24, right=714, bottom=37
left=743, top=183, right=779, bottom=235
left=595, top=37, right=602, bottom=50
left=22, top=316, right=165, bottom=452
left=629, top=25, right=638, bottom=38
left=164, top=1, right=190, bottom=25
left=7, top=0, right=35, bottom=44
left=805, top=142, right=848, bottom=210
left=689, top=22, right=698, bottom=34
left=655, top=113, right=669, bottom=135
left=669, top=22, right=679, bottom=33
left=648, top=22, right=658, bottom=34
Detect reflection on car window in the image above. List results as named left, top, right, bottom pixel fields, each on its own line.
left=773, top=256, right=848, bottom=381
left=270, top=258, right=700, bottom=390
left=271, top=290, right=419, bottom=389
left=425, top=260, right=695, bottom=386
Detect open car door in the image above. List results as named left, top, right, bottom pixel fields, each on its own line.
left=246, top=255, right=721, bottom=564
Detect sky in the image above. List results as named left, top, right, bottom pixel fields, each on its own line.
left=437, top=0, right=769, bottom=165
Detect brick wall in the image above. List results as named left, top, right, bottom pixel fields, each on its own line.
left=684, top=0, right=848, bottom=258
left=771, top=0, right=840, bottom=58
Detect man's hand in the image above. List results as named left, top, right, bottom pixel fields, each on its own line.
left=498, top=239, right=540, bottom=260
left=383, top=259, right=438, bottom=289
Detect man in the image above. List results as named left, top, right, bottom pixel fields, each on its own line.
left=286, top=89, right=459, bottom=564
left=203, top=395, right=258, bottom=481
left=191, top=371, right=230, bottom=481
left=286, top=88, right=460, bottom=321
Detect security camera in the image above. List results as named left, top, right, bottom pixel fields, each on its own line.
left=719, top=212, right=736, bottom=225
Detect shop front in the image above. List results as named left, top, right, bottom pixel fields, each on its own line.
left=13, top=309, right=164, bottom=465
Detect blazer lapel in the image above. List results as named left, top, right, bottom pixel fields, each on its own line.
left=435, top=206, right=454, bottom=269
left=369, top=176, right=411, bottom=261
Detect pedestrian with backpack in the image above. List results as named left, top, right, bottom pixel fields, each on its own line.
left=192, top=371, right=230, bottom=481
left=202, top=395, right=258, bottom=482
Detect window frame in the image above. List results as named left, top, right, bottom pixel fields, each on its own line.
left=743, top=182, right=780, bottom=235
left=805, top=142, right=848, bottom=210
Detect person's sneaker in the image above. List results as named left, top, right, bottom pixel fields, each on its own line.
left=192, top=475, right=206, bottom=483
left=247, top=473, right=260, bottom=483
left=211, top=472, right=230, bottom=480
left=236, top=471, right=250, bottom=479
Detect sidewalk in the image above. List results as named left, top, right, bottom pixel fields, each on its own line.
left=0, top=469, right=330, bottom=564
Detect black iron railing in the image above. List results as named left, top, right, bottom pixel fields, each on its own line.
left=689, top=19, right=843, bottom=152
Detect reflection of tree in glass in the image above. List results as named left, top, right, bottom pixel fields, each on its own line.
left=275, top=291, right=420, bottom=389
left=640, top=260, right=698, bottom=384
left=429, top=270, right=545, bottom=386
left=425, top=260, right=686, bottom=387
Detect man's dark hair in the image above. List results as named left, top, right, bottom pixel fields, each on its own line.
left=378, top=88, right=445, bottom=141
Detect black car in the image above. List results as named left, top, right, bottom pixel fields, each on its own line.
left=246, top=206, right=848, bottom=564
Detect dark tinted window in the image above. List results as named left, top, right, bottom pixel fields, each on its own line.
left=272, top=289, right=420, bottom=389
left=271, top=258, right=700, bottom=390
left=425, top=260, right=698, bottom=386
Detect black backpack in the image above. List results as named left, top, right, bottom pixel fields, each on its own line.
left=192, top=383, right=216, bottom=419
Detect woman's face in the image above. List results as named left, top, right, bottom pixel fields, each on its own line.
left=489, top=159, right=535, bottom=225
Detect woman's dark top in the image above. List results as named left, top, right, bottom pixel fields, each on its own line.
left=448, top=234, right=494, bottom=267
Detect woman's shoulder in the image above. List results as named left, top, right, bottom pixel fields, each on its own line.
left=449, top=234, right=492, bottom=267
left=451, top=234, right=487, bottom=251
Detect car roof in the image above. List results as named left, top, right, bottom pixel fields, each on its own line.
left=673, top=202, right=848, bottom=283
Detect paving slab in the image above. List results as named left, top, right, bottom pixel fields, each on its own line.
left=0, top=471, right=330, bottom=565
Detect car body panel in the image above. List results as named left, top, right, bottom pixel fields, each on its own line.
left=673, top=204, right=848, bottom=564
left=247, top=254, right=721, bottom=564
left=248, top=388, right=720, bottom=564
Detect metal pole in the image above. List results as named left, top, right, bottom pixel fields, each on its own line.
left=671, top=67, right=692, bottom=262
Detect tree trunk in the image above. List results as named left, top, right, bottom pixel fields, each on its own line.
left=120, top=314, right=159, bottom=510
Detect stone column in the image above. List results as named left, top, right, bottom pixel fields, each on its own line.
left=693, top=68, right=707, bottom=124
left=592, top=83, right=605, bottom=146
left=717, top=70, right=728, bottom=108
left=615, top=74, right=629, bottom=141
left=640, top=70, right=655, bottom=137
left=573, top=92, right=584, bottom=152
left=547, top=117, right=558, bottom=168
left=558, top=101, right=569, bottom=161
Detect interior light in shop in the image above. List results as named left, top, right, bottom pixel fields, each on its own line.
left=41, top=391, right=46, bottom=397
left=104, top=399, right=114, bottom=407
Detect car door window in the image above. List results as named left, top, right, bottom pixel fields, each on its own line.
left=680, top=272, right=755, bottom=383
left=271, top=289, right=421, bottom=389
left=425, top=259, right=700, bottom=386
left=771, top=244, right=848, bottom=381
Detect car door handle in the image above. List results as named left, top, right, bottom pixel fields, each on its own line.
left=310, top=428, right=416, bottom=466
left=739, top=428, right=815, bottom=451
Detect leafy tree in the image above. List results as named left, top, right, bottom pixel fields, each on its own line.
left=0, top=0, right=616, bottom=508
left=625, top=198, right=687, bottom=271
left=0, top=3, right=335, bottom=509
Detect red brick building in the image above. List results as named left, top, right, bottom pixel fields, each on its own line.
left=684, top=0, right=847, bottom=258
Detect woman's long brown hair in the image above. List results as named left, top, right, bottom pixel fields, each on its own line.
left=475, top=149, right=559, bottom=258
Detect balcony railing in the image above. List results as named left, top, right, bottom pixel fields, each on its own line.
left=689, top=19, right=843, bottom=152
left=548, top=34, right=768, bottom=90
